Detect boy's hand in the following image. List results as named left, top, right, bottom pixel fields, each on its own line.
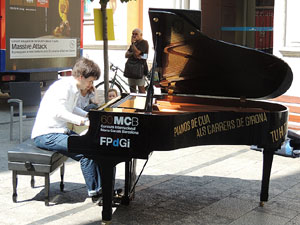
left=80, top=118, right=90, bottom=126
left=85, top=85, right=95, bottom=94
left=90, top=85, right=96, bottom=93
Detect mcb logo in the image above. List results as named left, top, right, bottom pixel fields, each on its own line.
left=100, top=137, right=130, bottom=148
left=101, top=115, right=138, bottom=126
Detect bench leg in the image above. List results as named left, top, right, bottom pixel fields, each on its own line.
left=12, top=171, right=17, bottom=203
left=45, top=174, right=50, bottom=206
left=60, top=163, right=65, bottom=191
left=31, top=175, right=35, bottom=188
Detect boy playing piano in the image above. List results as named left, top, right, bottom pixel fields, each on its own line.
left=31, top=57, right=103, bottom=202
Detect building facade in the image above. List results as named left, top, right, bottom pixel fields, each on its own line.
left=83, top=0, right=299, bottom=97
left=273, top=0, right=300, bottom=96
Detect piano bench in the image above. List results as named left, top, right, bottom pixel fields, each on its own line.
left=7, top=139, right=68, bottom=206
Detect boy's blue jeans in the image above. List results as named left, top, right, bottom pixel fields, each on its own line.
left=33, top=131, right=102, bottom=197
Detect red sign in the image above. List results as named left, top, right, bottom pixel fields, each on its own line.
left=37, top=0, right=49, bottom=8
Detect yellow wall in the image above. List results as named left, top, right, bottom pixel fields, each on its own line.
left=127, top=0, right=143, bottom=44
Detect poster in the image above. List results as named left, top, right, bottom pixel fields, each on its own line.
left=5, top=0, right=81, bottom=71
left=94, top=8, right=115, bottom=41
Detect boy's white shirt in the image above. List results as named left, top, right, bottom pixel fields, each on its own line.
left=31, top=76, right=88, bottom=139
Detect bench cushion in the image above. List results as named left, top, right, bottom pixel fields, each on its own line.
left=8, top=139, right=68, bottom=173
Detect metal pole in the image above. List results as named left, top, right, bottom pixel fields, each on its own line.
left=19, top=101, right=23, bottom=143
left=100, top=1, right=109, bottom=103
left=10, top=105, right=14, bottom=141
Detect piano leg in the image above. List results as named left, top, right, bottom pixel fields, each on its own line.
left=122, top=159, right=137, bottom=205
left=259, top=148, right=275, bottom=206
left=98, top=160, right=115, bottom=222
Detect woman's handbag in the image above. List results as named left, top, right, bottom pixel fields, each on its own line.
left=124, top=60, right=144, bottom=79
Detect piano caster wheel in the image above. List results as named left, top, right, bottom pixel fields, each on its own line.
left=60, top=183, right=64, bottom=191
left=101, top=220, right=111, bottom=225
left=12, top=194, right=17, bottom=203
left=259, top=201, right=265, bottom=207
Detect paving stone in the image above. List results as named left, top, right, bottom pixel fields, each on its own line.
left=200, top=197, right=258, bottom=220
left=229, top=209, right=290, bottom=225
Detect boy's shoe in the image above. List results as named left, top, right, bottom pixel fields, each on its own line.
left=97, top=198, right=121, bottom=207
left=97, top=189, right=123, bottom=207
left=113, top=188, right=123, bottom=197
left=91, top=190, right=103, bottom=204
left=91, top=194, right=102, bottom=204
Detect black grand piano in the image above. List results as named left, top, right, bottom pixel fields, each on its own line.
left=69, top=8, right=293, bottom=222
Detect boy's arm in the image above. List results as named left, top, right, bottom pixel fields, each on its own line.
left=73, top=106, right=88, bottom=117
left=54, top=88, right=88, bottom=126
left=56, top=108, right=87, bottom=126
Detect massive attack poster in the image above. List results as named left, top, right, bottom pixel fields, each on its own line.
left=5, top=0, right=81, bottom=71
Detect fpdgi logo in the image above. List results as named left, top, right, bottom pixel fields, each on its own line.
left=100, top=137, right=130, bottom=148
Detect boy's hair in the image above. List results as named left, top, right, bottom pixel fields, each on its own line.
left=108, top=88, right=118, bottom=96
left=72, top=57, right=101, bottom=79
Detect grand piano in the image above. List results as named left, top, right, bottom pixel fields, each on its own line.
left=69, top=8, right=293, bottom=222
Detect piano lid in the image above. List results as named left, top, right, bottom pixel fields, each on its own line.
left=148, top=8, right=293, bottom=100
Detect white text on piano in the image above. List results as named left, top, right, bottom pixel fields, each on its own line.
left=100, top=137, right=130, bottom=148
